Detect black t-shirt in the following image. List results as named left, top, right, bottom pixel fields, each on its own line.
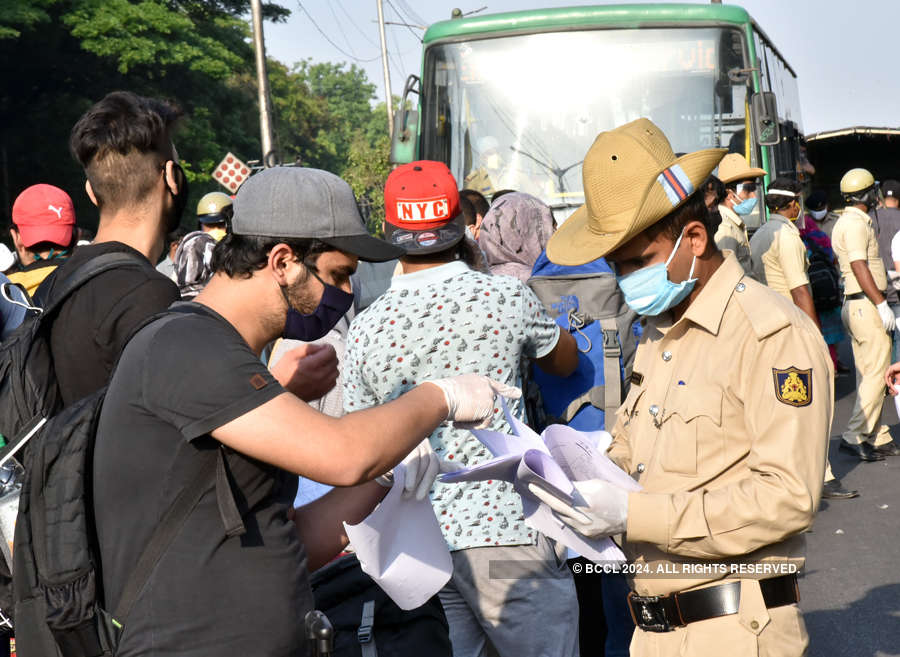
left=41, top=241, right=180, bottom=406
left=94, top=303, right=313, bottom=657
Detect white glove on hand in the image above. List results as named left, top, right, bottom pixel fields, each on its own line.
left=401, top=439, right=462, bottom=501
left=527, top=479, right=630, bottom=539
left=876, top=300, right=896, bottom=332
left=424, top=374, right=522, bottom=429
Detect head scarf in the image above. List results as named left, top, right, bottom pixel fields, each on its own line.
left=477, top=192, right=554, bottom=282
left=174, top=230, right=217, bottom=299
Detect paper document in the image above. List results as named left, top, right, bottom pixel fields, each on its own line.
left=344, top=464, right=452, bottom=610
left=440, top=400, right=641, bottom=562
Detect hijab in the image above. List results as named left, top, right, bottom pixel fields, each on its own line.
left=478, top=192, right=554, bottom=282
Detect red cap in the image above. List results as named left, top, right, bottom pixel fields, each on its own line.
left=385, top=161, right=460, bottom=230
left=12, top=184, right=76, bottom=248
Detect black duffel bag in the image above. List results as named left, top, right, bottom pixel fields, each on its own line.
left=310, top=554, right=452, bottom=657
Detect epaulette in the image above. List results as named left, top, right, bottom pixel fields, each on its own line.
left=732, top=278, right=792, bottom=339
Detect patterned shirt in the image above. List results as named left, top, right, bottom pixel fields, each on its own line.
left=343, top=261, right=561, bottom=550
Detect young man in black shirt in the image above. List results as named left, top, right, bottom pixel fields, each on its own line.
left=38, top=91, right=185, bottom=404
left=93, top=167, right=517, bottom=656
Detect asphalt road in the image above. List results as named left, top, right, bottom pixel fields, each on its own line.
left=802, top=341, right=900, bottom=657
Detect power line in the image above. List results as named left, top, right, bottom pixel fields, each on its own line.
left=385, top=0, right=423, bottom=43
left=385, top=3, right=410, bottom=74
left=326, top=0, right=357, bottom=57
left=392, top=0, right=426, bottom=27
left=295, top=1, right=381, bottom=63
left=334, top=0, right=379, bottom=47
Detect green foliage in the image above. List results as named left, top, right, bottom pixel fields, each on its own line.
left=0, top=0, right=392, bottom=238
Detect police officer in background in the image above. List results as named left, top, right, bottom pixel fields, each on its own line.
left=750, top=178, right=857, bottom=499
left=714, top=153, right=767, bottom=274
left=750, top=178, right=818, bottom=324
left=533, top=118, right=831, bottom=657
left=832, top=169, right=900, bottom=461
left=196, top=191, right=232, bottom=241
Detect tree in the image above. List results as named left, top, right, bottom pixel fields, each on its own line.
left=0, top=0, right=279, bottom=230
left=0, top=0, right=394, bottom=238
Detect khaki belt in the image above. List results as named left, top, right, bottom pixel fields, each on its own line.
left=627, top=574, right=799, bottom=633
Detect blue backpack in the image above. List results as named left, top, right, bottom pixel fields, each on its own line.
left=525, top=252, right=640, bottom=432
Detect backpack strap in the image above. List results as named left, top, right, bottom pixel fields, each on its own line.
left=557, top=386, right=606, bottom=424
left=39, top=252, right=149, bottom=318
left=357, top=599, right=377, bottom=657
left=111, top=448, right=219, bottom=626
left=110, top=307, right=246, bottom=625
left=598, top=318, right=622, bottom=421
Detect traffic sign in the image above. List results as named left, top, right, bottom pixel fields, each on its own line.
left=212, top=152, right=250, bottom=193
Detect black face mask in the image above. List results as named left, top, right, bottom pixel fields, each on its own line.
left=168, top=163, right=190, bottom=232
left=282, top=268, right=354, bottom=342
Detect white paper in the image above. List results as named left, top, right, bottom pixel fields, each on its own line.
left=440, top=400, right=641, bottom=562
left=344, top=464, right=453, bottom=610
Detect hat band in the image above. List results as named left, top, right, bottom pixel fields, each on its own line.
left=657, top=165, right=694, bottom=207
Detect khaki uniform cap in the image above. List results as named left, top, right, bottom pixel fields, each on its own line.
left=716, top=152, right=768, bottom=185
left=547, top=118, right=726, bottom=265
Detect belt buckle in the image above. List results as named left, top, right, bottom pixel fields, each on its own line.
left=627, top=592, right=673, bottom=633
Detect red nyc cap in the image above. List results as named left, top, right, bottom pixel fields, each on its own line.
left=12, top=184, right=76, bottom=248
left=383, top=161, right=465, bottom=255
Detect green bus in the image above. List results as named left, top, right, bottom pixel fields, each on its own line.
left=390, top=3, right=805, bottom=227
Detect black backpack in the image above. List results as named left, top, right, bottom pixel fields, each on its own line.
left=0, top=255, right=243, bottom=656
left=805, top=242, right=841, bottom=312
left=0, top=252, right=141, bottom=456
left=10, top=377, right=237, bottom=657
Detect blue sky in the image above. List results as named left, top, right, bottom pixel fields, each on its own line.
left=264, top=0, right=898, bottom=135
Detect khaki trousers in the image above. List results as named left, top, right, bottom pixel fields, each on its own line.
left=629, top=581, right=808, bottom=657
left=842, top=298, right=892, bottom=445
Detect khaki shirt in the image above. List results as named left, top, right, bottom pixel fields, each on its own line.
left=714, top=205, right=752, bottom=274
left=832, top=206, right=887, bottom=296
left=609, top=254, right=832, bottom=597
left=748, top=214, right=809, bottom=300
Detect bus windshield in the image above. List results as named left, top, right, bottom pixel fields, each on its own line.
left=422, top=27, right=748, bottom=216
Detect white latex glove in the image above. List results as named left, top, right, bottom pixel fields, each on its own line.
left=423, top=374, right=522, bottom=429
left=527, top=479, right=629, bottom=539
left=876, top=300, right=896, bottom=332
left=400, top=439, right=462, bottom=501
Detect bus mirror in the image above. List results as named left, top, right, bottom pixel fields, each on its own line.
left=751, top=92, right=780, bottom=146
left=390, top=75, right=421, bottom=165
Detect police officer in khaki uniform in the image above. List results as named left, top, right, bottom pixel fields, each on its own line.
left=714, top=153, right=767, bottom=273
left=832, top=168, right=900, bottom=460
left=750, top=177, right=857, bottom=498
left=749, top=179, right=814, bottom=312
left=534, top=118, right=832, bottom=657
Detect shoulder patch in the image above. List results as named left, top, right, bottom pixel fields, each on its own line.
left=733, top=279, right=792, bottom=339
left=773, top=367, right=812, bottom=407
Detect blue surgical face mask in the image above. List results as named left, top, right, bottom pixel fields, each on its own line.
left=615, top=228, right=697, bottom=317
left=733, top=196, right=758, bottom=216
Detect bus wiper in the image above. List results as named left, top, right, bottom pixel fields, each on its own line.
left=509, top=146, right=583, bottom=195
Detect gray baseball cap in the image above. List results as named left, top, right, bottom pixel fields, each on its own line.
left=231, top=167, right=402, bottom=262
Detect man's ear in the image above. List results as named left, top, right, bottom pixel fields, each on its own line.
left=268, top=243, right=298, bottom=286
left=85, top=180, right=99, bottom=207
left=164, top=160, right=180, bottom=196
left=684, top=220, right=709, bottom=257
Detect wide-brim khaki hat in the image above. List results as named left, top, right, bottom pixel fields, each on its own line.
left=716, top=152, right=767, bottom=184
left=547, top=118, right=726, bottom=265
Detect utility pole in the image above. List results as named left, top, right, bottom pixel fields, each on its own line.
left=250, top=0, right=275, bottom=166
left=376, top=0, right=394, bottom=138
